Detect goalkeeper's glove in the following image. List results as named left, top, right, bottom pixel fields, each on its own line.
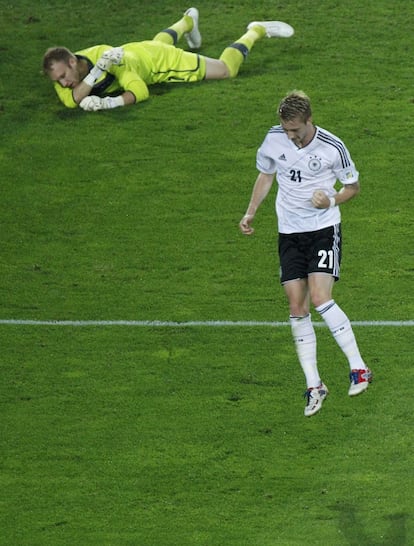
left=96, top=47, right=124, bottom=71
left=83, top=48, right=124, bottom=87
left=79, top=95, right=124, bottom=111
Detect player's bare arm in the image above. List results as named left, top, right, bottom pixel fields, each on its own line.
left=239, top=172, right=275, bottom=235
left=72, top=76, right=94, bottom=104
left=312, top=182, right=360, bottom=209
left=119, top=91, right=136, bottom=105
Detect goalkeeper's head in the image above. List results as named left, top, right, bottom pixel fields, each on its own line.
left=42, top=47, right=83, bottom=89
left=42, top=47, right=77, bottom=75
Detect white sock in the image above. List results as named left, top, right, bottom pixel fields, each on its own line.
left=316, top=300, right=366, bottom=370
left=290, top=314, right=321, bottom=388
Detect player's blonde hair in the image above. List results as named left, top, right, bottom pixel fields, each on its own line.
left=42, top=47, right=76, bottom=74
left=278, top=90, right=312, bottom=122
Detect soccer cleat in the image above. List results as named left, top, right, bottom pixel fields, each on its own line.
left=303, top=383, right=329, bottom=417
left=348, top=368, right=372, bottom=396
left=184, top=7, right=202, bottom=49
left=247, top=21, right=295, bottom=38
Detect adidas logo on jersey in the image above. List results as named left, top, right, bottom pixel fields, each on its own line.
left=278, top=154, right=287, bottom=161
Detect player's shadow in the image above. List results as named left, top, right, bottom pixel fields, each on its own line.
left=330, top=503, right=408, bottom=545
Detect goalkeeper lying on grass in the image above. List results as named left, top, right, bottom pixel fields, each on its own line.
left=42, top=7, right=294, bottom=112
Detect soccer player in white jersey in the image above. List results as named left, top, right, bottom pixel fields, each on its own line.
left=239, top=90, right=372, bottom=417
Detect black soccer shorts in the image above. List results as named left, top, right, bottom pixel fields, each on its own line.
left=278, top=224, right=342, bottom=283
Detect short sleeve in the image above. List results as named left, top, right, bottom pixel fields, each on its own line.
left=256, top=145, right=277, bottom=174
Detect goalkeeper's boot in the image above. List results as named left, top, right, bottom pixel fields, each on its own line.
left=348, top=368, right=372, bottom=396
left=304, top=383, right=329, bottom=417
left=184, top=7, right=202, bottom=49
left=247, top=21, right=294, bottom=38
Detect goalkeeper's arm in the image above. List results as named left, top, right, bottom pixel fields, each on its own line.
left=72, top=47, right=125, bottom=105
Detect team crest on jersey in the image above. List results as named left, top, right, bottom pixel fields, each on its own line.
left=308, top=155, right=322, bottom=172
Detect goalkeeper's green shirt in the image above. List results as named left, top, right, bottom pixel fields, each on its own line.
left=54, top=41, right=205, bottom=108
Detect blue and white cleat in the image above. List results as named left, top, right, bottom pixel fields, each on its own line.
left=304, top=383, right=329, bottom=417
left=348, top=368, right=372, bottom=396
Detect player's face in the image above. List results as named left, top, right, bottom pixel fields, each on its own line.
left=281, top=117, right=315, bottom=148
left=48, top=58, right=80, bottom=89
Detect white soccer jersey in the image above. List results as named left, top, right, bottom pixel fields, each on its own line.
left=256, top=125, right=359, bottom=234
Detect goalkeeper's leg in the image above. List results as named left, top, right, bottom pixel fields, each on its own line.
left=205, top=26, right=266, bottom=80
left=217, top=26, right=266, bottom=78
left=152, top=12, right=194, bottom=46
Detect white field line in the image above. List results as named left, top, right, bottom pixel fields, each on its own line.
left=0, top=319, right=413, bottom=327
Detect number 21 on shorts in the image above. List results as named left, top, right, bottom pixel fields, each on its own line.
left=318, top=249, right=334, bottom=269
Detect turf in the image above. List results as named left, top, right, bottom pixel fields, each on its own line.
left=0, top=0, right=413, bottom=544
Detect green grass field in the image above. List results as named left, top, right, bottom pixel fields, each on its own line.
left=1, top=0, right=413, bottom=544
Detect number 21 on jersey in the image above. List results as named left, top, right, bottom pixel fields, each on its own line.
left=290, top=169, right=302, bottom=183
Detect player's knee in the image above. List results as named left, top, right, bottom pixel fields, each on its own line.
left=205, top=59, right=230, bottom=80
left=311, top=292, right=331, bottom=309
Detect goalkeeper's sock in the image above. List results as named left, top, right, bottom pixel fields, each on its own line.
left=290, top=314, right=321, bottom=388
left=153, top=15, right=191, bottom=45
left=219, top=28, right=265, bottom=77
left=316, top=300, right=367, bottom=370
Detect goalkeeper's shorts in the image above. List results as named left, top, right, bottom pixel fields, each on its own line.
left=132, top=40, right=206, bottom=83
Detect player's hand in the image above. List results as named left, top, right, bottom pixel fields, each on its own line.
left=80, top=96, right=123, bottom=111
left=80, top=95, right=104, bottom=111
left=96, top=47, right=124, bottom=71
left=239, top=214, right=255, bottom=235
left=312, top=190, right=330, bottom=209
